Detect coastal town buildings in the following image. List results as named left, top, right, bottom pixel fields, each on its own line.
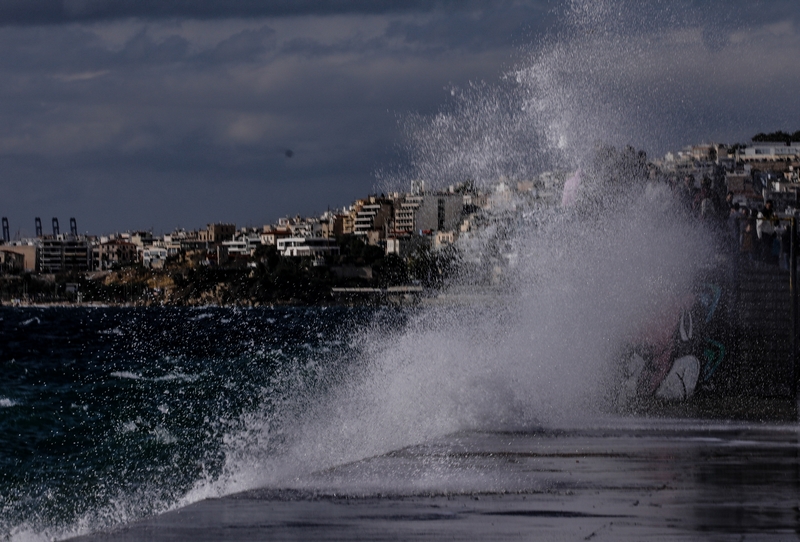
left=197, top=223, right=235, bottom=243
left=353, top=197, right=393, bottom=240
left=93, top=238, right=138, bottom=271
left=0, top=242, right=36, bottom=272
left=391, top=194, right=423, bottom=236
left=741, top=142, right=800, bottom=162
left=0, top=249, right=24, bottom=273
left=260, top=227, right=292, bottom=246
left=3, top=132, right=800, bottom=304
left=332, top=213, right=355, bottom=236
left=276, top=237, right=340, bottom=258
left=38, top=236, right=92, bottom=273
left=142, top=247, right=169, bottom=269
left=221, top=230, right=263, bottom=258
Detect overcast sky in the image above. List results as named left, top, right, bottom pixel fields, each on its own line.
left=1, top=0, right=798, bottom=236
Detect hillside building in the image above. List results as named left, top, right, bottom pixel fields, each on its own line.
left=0, top=250, right=25, bottom=273
left=198, top=223, right=235, bottom=244
left=0, top=242, right=37, bottom=271
left=413, top=193, right=463, bottom=232
left=276, top=237, right=340, bottom=258
left=93, top=238, right=139, bottom=271
left=742, top=142, right=800, bottom=161
left=38, top=236, right=91, bottom=273
left=353, top=197, right=393, bottom=242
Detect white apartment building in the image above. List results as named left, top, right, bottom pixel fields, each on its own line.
left=222, top=233, right=262, bottom=256
left=276, top=237, right=340, bottom=258
left=143, top=247, right=168, bottom=269
left=393, top=195, right=423, bottom=235
left=354, top=203, right=383, bottom=236
left=742, top=142, right=800, bottom=161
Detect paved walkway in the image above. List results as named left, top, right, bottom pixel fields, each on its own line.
left=72, top=419, right=800, bottom=541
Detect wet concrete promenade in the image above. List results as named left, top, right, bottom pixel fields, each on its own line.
left=74, top=419, right=800, bottom=541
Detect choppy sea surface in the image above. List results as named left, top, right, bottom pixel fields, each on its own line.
left=0, top=305, right=394, bottom=540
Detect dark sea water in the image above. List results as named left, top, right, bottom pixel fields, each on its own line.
left=0, top=305, right=395, bottom=540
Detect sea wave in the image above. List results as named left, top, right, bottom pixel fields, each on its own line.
left=110, top=371, right=143, bottom=380
left=110, top=371, right=200, bottom=383
left=154, top=373, right=200, bottom=383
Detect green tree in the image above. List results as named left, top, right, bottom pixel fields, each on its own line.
left=373, top=253, right=409, bottom=287
left=408, top=245, right=461, bottom=287
left=752, top=131, right=799, bottom=143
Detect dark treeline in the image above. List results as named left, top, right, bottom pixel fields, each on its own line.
left=751, top=131, right=800, bottom=143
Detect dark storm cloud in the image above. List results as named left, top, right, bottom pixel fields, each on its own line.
left=199, top=26, right=277, bottom=62
left=386, top=2, right=554, bottom=53
left=0, top=2, right=541, bottom=233
left=0, top=0, right=798, bottom=235
left=0, top=0, right=538, bottom=25
left=562, top=0, right=800, bottom=51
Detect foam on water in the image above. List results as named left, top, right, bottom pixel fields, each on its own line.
left=110, top=371, right=143, bottom=380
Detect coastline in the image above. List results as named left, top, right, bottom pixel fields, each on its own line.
left=0, top=286, right=515, bottom=309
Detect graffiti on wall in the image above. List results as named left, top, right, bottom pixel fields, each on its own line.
left=619, top=282, right=728, bottom=402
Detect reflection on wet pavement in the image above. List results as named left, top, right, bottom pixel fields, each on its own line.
left=73, top=420, right=800, bottom=541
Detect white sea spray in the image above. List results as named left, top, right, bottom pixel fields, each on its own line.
left=199, top=0, right=719, bottom=499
